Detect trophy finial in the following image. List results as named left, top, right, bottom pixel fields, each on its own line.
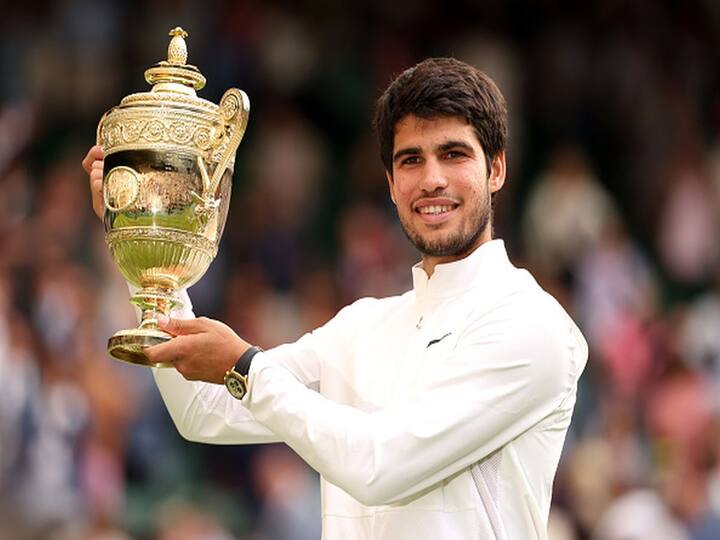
left=167, top=27, right=189, bottom=66
left=145, top=26, right=205, bottom=92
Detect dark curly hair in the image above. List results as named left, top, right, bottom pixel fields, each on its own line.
left=373, top=57, right=508, bottom=174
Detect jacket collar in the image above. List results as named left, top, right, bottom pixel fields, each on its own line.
left=411, top=239, right=513, bottom=301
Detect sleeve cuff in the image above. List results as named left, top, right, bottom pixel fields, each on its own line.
left=248, top=351, right=272, bottom=382
left=244, top=351, right=283, bottom=404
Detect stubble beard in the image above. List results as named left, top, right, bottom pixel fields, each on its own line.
left=398, top=192, right=492, bottom=258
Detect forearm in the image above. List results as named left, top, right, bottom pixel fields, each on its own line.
left=244, top=310, right=584, bottom=506
left=246, top=355, right=483, bottom=505
left=154, top=366, right=279, bottom=444
left=129, top=285, right=279, bottom=444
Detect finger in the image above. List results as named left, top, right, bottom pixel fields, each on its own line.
left=157, top=314, right=208, bottom=337
left=89, top=166, right=105, bottom=219
left=82, top=145, right=104, bottom=175
left=90, top=168, right=104, bottom=190
left=83, top=145, right=104, bottom=169
left=146, top=334, right=209, bottom=381
left=145, top=336, right=185, bottom=366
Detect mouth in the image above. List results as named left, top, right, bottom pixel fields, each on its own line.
left=412, top=198, right=460, bottom=223
left=416, top=204, right=458, bottom=215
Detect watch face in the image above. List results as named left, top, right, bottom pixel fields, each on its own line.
left=225, top=372, right=247, bottom=400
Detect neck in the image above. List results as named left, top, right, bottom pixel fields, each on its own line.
left=421, top=228, right=492, bottom=278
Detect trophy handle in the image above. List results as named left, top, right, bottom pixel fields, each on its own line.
left=207, top=88, right=250, bottom=196
left=190, top=89, right=248, bottom=226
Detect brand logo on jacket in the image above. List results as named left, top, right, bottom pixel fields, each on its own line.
left=427, top=332, right=452, bottom=348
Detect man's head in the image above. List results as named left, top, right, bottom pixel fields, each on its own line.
left=374, top=58, right=508, bottom=176
left=373, top=58, right=508, bottom=266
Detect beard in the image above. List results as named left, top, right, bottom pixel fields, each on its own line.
left=398, top=192, right=491, bottom=258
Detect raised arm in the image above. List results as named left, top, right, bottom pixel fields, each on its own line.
left=244, top=299, right=588, bottom=505
left=150, top=300, right=323, bottom=445
left=148, top=289, right=289, bottom=444
left=144, top=298, right=373, bottom=445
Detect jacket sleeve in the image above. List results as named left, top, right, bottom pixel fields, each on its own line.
left=147, top=288, right=322, bottom=444
left=244, top=299, right=588, bottom=505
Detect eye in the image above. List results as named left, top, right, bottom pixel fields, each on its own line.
left=400, top=156, right=421, bottom=166
left=444, top=150, right=467, bottom=160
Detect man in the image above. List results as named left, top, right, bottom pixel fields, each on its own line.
left=83, top=58, right=588, bottom=539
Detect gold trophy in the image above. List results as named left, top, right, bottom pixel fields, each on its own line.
left=98, top=27, right=249, bottom=366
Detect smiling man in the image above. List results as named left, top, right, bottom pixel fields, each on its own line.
left=387, top=114, right=500, bottom=271
left=84, top=57, right=587, bottom=539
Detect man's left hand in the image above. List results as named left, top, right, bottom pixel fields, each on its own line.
left=146, top=315, right=250, bottom=384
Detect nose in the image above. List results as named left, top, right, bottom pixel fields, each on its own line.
left=419, top=157, right=448, bottom=193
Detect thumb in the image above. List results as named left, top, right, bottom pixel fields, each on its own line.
left=157, top=314, right=204, bottom=336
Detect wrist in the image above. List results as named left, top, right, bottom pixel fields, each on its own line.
left=234, top=345, right=262, bottom=377
left=223, top=345, right=263, bottom=400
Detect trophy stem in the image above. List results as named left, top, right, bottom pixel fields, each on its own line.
left=107, top=287, right=183, bottom=367
left=133, top=287, right=182, bottom=328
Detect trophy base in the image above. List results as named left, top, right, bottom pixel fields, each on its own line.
left=107, top=328, right=173, bottom=367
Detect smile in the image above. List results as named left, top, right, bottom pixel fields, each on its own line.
left=417, top=205, right=456, bottom=215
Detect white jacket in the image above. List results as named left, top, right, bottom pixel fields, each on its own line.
left=154, top=240, right=588, bottom=539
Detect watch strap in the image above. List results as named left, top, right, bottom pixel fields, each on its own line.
left=234, top=345, right=262, bottom=377
left=223, top=346, right=263, bottom=401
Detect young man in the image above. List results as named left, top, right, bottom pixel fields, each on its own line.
left=83, top=58, right=587, bottom=539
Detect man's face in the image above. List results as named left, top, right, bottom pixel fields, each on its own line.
left=387, top=114, right=506, bottom=263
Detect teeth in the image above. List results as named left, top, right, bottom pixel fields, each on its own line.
left=419, top=205, right=454, bottom=215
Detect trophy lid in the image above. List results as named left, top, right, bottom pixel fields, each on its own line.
left=99, top=26, right=249, bottom=159
left=144, top=27, right=207, bottom=95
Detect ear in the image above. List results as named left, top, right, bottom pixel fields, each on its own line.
left=488, top=151, right=506, bottom=194
left=386, top=170, right=397, bottom=205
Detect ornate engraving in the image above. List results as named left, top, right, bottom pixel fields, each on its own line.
left=143, top=120, right=164, bottom=141
left=193, top=127, right=213, bottom=150
left=104, top=166, right=140, bottom=212
left=221, top=92, right=240, bottom=121
left=121, top=91, right=217, bottom=111
left=106, top=226, right=218, bottom=257
left=100, top=111, right=224, bottom=156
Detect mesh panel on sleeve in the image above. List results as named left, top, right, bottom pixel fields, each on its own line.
left=470, top=450, right=507, bottom=540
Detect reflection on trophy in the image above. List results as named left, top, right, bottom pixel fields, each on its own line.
left=97, top=27, right=249, bottom=366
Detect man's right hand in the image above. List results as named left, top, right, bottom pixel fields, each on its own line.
left=82, top=145, right=105, bottom=221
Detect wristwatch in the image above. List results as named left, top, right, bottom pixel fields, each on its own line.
left=224, top=346, right=263, bottom=400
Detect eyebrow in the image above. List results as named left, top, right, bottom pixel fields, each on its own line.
left=393, top=146, right=421, bottom=163
left=438, top=140, right=475, bottom=154
left=393, top=140, right=476, bottom=163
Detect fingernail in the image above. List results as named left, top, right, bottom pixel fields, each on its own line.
left=156, top=313, right=169, bottom=327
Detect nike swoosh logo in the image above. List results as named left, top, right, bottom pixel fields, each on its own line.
left=427, top=332, right=452, bottom=348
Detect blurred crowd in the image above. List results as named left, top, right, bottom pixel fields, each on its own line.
left=1, top=1, right=720, bottom=539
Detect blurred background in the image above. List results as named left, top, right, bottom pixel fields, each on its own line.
left=1, top=0, right=720, bottom=538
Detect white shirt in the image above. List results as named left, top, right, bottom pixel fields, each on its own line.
left=154, top=240, right=588, bottom=539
